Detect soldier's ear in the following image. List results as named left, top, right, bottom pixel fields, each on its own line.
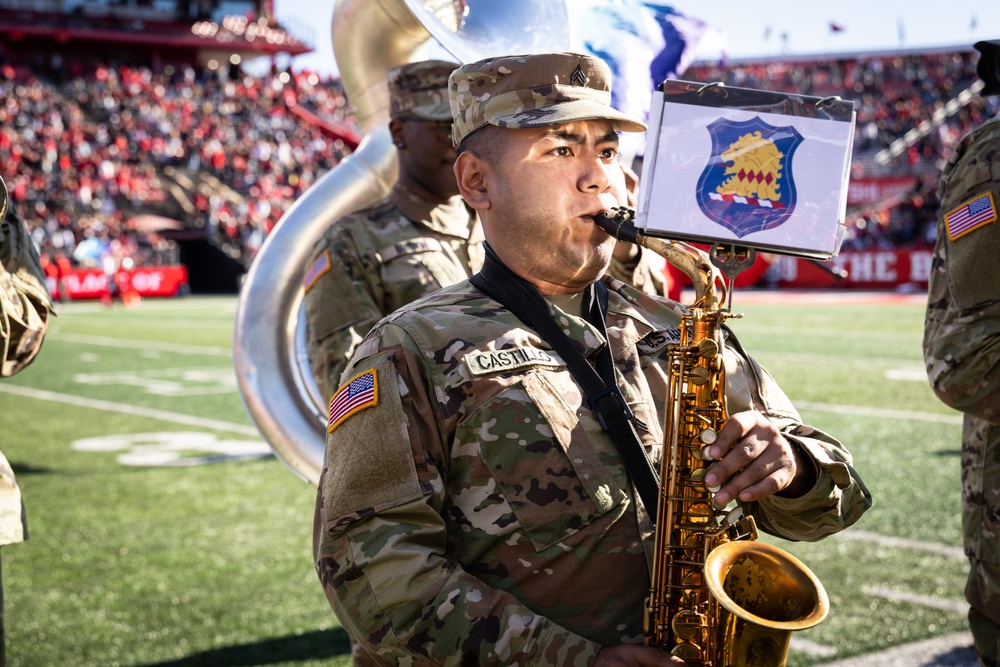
left=388, top=119, right=406, bottom=149
left=454, top=152, right=491, bottom=210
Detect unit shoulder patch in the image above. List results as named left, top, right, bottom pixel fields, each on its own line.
left=945, top=191, right=997, bottom=241
left=328, top=368, right=378, bottom=433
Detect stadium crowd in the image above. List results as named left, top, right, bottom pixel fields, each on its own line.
left=0, top=50, right=355, bottom=273
left=2, top=46, right=997, bottom=272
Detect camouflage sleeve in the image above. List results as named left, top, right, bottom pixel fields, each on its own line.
left=0, top=203, right=53, bottom=378
left=923, top=122, right=1000, bottom=423
left=313, top=324, right=601, bottom=666
left=607, top=246, right=668, bottom=297
left=303, top=228, right=383, bottom=403
left=924, top=249, right=1000, bottom=422
left=722, top=334, right=873, bottom=542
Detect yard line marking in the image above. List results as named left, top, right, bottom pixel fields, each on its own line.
left=753, top=351, right=921, bottom=365
left=53, top=299, right=237, bottom=314
left=814, top=631, right=976, bottom=667
left=736, top=325, right=921, bottom=342
left=796, top=401, right=962, bottom=425
left=0, top=384, right=259, bottom=437
left=836, top=530, right=965, bottom=559
left=48, top=333, right=231, bottom=357
left=790, top=637, right=838, bottom=657
left=865, top=586, right=968, bottom=613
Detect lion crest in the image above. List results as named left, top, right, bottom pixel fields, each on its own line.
left=696, top=117, right=803, bottom=238
left=717, top=131, right=784, bottom=202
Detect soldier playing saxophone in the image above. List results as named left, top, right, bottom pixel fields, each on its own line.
left=313, top=51, right=872, bottom=667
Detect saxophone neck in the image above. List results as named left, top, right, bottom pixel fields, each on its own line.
left=594, top=207, right=726, bottom=310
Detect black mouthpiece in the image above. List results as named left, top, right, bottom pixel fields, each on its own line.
left=593, top=207, right=640, bottom=244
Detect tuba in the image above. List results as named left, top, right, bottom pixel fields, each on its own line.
left=232, top=0, right=570, bottom=485
left=595, top=208, right=829, bottom=667
left=0, top=173, right=7, bottom=221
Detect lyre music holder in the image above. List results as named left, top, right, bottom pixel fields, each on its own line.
left=637, top=80, right=857, bottom=262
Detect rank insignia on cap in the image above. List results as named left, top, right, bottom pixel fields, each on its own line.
left=570, top=64, right=587, bottom=86
left=945, top=191, right=997, bottom=241
left=328, top=369, right=378, bottom=433
left=303, top=251, right=332, bottom=293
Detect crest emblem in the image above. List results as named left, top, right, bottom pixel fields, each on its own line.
left=570, top=64, right=588, bottom=86
left=696, top=117, right=803, bottom=238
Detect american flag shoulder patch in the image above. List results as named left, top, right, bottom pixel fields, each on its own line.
left=303, top=251, right=332, bottom=292
left=945, top=191, right=997, bottom=241
left=328, top=368, right=378, bottom=433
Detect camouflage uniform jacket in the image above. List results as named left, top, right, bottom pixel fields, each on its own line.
left=303, top=183, right=484, bottom=402
left=0, top=203, right=53, bottom=546
left=314, top=277, right=872, bottom=666
left=924, top=114, right=1000, bottom=624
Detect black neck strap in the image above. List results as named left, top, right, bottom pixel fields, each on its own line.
left=469, top=243, right=660, bottom=523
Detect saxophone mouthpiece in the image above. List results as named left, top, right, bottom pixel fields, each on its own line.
left=593, top=207, right=640, bottom=244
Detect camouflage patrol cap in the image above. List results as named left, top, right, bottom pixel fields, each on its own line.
left=448, top=52, right=647, bottom=145
left=974, top=40, right=1000, bottom=96
left=388, top=59, right=458, bottom=121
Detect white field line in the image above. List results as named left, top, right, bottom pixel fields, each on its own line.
left=48, top=333, right=232, bottom=357
left=864, top=586, right=968, bottom=613
left=791, top=636, right=839, bottom=657
left=736, top=325, right=922, bottom=342
left=753, top=351, right=921, bottom=365
left=796, top=401, right=962, bottom=425
left=53, top=299, right=237, bottom=314
left=814, top=631, right=977, bottom=667
left=835, top=530, right=966, bottom=560
left=0, top=384, right=259, bottom=437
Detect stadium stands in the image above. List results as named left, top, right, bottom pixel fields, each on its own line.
left=3, top=24, right=998, bottom=292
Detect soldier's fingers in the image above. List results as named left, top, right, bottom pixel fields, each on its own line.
left=705, top=414, right=788, bottom=506
left=703, top=412, right=764, bottom=486
left=719, top=451, right=793, bottom=505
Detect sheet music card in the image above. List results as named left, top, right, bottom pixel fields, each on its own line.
left=636, top=80, right=856, bottom=259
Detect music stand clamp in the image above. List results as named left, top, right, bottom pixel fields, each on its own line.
left=710, top=244, right=756, bottom=311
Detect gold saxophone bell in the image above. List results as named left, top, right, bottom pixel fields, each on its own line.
left=595, top=207, right=829, bottom=667
left=705, top=540, right=829, bottom=667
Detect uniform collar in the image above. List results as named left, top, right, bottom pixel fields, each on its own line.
left=545, top=278, right=681, bottom=360
left=390, top=183, right=474, bottom=238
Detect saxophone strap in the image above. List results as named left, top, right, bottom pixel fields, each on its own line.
left=470, top=243, right=661, bottom=523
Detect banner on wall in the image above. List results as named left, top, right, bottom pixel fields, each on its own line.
left=666, top=249, right=933, bottom=292
left=45, top=265, right=189, bottom=301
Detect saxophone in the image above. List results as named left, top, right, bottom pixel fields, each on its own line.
left=595, top=208, right=829, bottom=667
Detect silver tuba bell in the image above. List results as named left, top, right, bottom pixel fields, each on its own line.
left=232, top=0, right=571, bottom=484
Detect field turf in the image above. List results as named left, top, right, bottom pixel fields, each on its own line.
left=0, top=293, right=966, bottom=666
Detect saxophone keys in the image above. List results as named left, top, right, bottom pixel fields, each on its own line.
left=689, top=366, right=712, bottom=385
left=697, top=338, right=720, bottom=359
left=694, top=427, right=718, bottom=461
left=671, top=643, right=704, bottom=662
left=690, top=467, right=722, bottom=496
left=670, top=609, right=706, bottom=641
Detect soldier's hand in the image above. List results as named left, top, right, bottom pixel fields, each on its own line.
left=703, top=410, right=817, bottom=507
left=595, top=644, right=687, bottom=665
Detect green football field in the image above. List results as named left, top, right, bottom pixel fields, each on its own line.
left=0, top=293, right=968, bottom=666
